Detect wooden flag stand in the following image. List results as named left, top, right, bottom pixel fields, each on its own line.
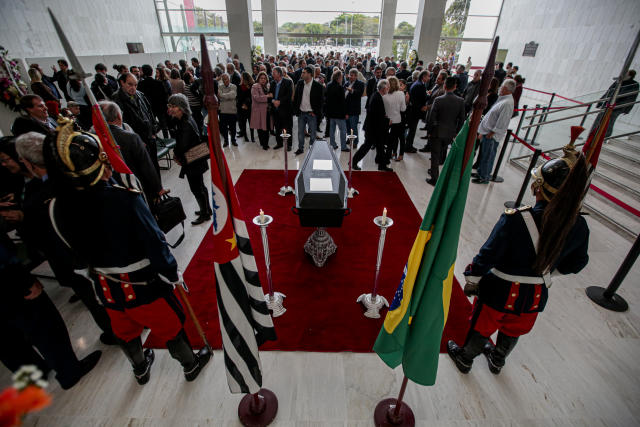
left=373, top=376, right=415, bottom=426
left=238, top=389, right=279, bottom=426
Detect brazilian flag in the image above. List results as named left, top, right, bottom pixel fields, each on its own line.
left=373, top=118, right=474, bottom=386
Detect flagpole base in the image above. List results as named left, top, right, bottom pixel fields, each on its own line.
left=264, top=292, right=287, bottom=317
left=348, top=186, right=359, bottom=198
left=373, top=398, right=415, bottom=426
left=238, top=388, right=278, bottom=427
left=356, top=293, right=389, bottom=318
left=278, top=185, right=294, bottom=196
left=304, top=228, right=337, bottom=267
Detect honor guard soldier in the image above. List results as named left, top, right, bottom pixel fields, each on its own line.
left=448, top=143, right=590, bottom=375
left=44, top=118, right=211, bottom=385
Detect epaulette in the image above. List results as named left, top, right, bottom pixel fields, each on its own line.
left=504, top=205, right=531, bottom=215
left=111, top=183, right=142, bottom=194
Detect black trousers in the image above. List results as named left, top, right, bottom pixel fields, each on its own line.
left=238, top=108, right=251, bottom=137
left=145, top=137, right=161, bottom=177
left=406, top=114, right=421, bottom=149
left=185, top=168, right=209, bottom=212
left=273, top=114, right=293, bottom=147
left=389, top=123, right=406, bottom=155
left=429, top=138, right=446, bottom=180
left=352, top=127, right=389, bottom=168
left=257, top=129, right=270, bottom=148
left=219, top=113, right=237, bottom=142
left=0, top=292, right=83, bottom=388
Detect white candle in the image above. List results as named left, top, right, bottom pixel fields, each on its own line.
left=260, top=209, right=265, bottom=224
left=350, top=129, right=353, bottom=135
left=382, top=207, right=387, bottom=225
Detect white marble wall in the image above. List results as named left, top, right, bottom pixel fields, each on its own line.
left=495, top=0, right=640, bottom=127
left=0, top=0, right=165, bottom=58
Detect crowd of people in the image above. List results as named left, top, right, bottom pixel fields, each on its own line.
left=1, top=47, right=534, bottom=390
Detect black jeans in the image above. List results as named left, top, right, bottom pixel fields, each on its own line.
left=257, top=129, right=270, bottom=148
left=406, top=114, right=421, bottom=149
left=185, top=168, right=209, bottom=211
left=219, top=113, right=237, bottom=142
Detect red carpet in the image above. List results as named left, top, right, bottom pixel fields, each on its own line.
left=146, top=169, right=472, bottom=352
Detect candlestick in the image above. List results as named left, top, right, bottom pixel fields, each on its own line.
left=252, top=214, right=286, bottom=317
left=278, top=129, right=294, bottom=196
left=356, top=214, right=393, bottom=318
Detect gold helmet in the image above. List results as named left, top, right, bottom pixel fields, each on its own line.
left=531, top=126, right=583, bottom=201
left=48, top=117, right=109, bottom=189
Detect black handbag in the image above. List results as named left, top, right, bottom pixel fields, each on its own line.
left=153, top=194, right=186, bottom=248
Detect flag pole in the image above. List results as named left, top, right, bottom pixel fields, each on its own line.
left=373, top=375, right=415, bottom=426
left=199, top=34, right=278, bottom=427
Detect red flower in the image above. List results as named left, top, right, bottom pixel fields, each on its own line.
left=0, top=386, right=51, bottom=427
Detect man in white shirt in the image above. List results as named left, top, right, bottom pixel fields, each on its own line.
left=473, top=79, right=516, bottom=184
left=293, top=66, right=323, bottom=154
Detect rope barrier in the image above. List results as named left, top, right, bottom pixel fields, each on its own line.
left=514, top=106, right=566, bottom=112
left=510, top=133, right=640, bottom=217
left=523, top=87, right=585, bottom=105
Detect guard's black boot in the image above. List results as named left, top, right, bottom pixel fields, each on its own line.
left=447, top=331, right=488, bottom=374
left=119, top=337, right=154, bottom=385
left=483, top=332, right=518, bottom=374
left=166, top=330, right=211, bottom=381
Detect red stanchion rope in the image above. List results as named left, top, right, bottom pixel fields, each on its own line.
left=523, top=87, right=585, bottom=105
left=514, top=106, right=566, bottom=112
left=510, top=133, right=640, bottom=218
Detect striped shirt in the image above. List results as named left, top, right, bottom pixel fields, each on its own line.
left=478, top=94, right=514, bottom=142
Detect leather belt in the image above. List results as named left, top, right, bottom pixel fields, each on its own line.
left=490, top=268, right=544, bottom=285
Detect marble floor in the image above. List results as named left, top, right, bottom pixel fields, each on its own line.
left=4, top=117, right=640, bottom=427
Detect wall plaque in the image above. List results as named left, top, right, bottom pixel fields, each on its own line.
left=523, top=41, right=538, bottom=57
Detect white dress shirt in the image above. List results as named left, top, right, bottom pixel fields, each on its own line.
left=300, top=80, right=313, bottom=112
left=478, top=94, right=514, bottom=142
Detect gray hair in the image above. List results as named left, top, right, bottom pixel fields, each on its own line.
left=99, top=100, right=122, bottom=123
left=15, top=132, right=46, bottom=167
left=377, top=79, right=389, bottom=91
left=411, top=70, right=419, bottom=81
left=501, top=78, right=516, bottom=93
left=349, top=68, right=358, bottom=76
left=168, top=93, right=191, bottom=115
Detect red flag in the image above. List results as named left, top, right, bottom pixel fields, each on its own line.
left=581, top=105, right=612, bottom=173
left=91, top=105, right=132, bottom=174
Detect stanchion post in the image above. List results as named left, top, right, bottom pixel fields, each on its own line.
left=514, top=104, right=528, bottom=139
left=586, top=233, right=638, bottom=312
left=579, top=104, right=592, bottom=128
left=523, top=104, right=539, bottom=142
left=530, top=107, right=546, bottom=146
left=543, top=92, right=556, bottom=123
left=490, top=129, right=512, bottom=182
left=504, top=148, right=541, bottom=209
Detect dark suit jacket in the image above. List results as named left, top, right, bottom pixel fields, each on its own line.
left=325, top=81, right=347, bottom=119
left=344, top=79, right=365, bottom=116
left=108, top=124, right=162, bottom=198
left=408, top=80, right=427, bottom=118
left=293, top=79, right=323, bottom=116
left=363, top=91, right=387, bottom=135
left=138, top=76, right=169, bottom=115
left=365, top=77, right=378, bottom=108
left=396, top=70, right=411, bottom=81
left=11, top=116, right=56, bottom=136
left=269, top=78, right=293, bottom=120
left=428, top=92, right=466, bottom=140
left=111, top=89, right=157, bottom=144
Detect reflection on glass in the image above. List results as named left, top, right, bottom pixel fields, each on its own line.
left=276, top=0, right=382, bottom=12
left=277, top=11, right=380, bottom=35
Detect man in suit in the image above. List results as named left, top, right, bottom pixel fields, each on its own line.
left=99, top=101, right=163, bottom=203
left=344, top=68, right=366, bottom=147
left=366, top=66, right=383, bottom=108
left=11, top=95, right=57, bottom=136
left=268, top=67, right=294, bottom=149
left=111, top=73, right=160, bottom=175
left=406, top=71, right=430, bottom=153
left=396, top=61, right=411, bottom=81
left=426, top=77, right=466, bottom=185
left=293, top=66, right=323, bottom=155
left=352, top=79, right=392, bottom=172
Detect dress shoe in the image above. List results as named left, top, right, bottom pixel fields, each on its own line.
left=191, top=214, right=211, bottom=225
left=341, top=148, right=350, bottom=152
left=426, top=178, right=437, bottom=186
left=405, top=147, right=417, bottom=153
left=446, top=341, right=472, bottom=374
left=222, top=140, right=229, bottom=147
left=287, top=145, right=292, bottom=152
left=471, top=172, right=479, bottom=178
left=331, top=145, right=339, bottom=149
left=378, top=166, right=393, bottom=172
left=184, top=346, right=212, bottom=382
left=231, top=140, right=238, bottom=146
left=394, top=155, right=403, bottom=161
left=472, top=178, right=489, bottom=184
left=261, top=145, right=269, bottom=150
left=60, top=350, right=102, bottom=390
left=294, top=149, right=304, bottom=155
left=419, top=145, right=431, bottom=153
left=352, top=164, right=361, bottom=171
left=133, top=349, right=155, bottom=385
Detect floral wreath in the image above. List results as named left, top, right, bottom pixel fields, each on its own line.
left=408, top=49, right=418, bottom=70
left=0, top=46, right=28, bottom=112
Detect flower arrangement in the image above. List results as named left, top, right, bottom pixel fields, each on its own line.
left=407, top=49, right=418, bottom=70
left=250, top=45, right=263, bottom=66
left=0, top=366, right=51, bottom=427
left=0, top=46, right=28, bottom=112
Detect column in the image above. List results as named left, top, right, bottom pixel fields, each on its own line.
left=378, top=0, right=398, bottom=58
left=412, top=0, right=447, bottom=62
left=261, top=0, right=278, bottom=56
left=225, top=0, right=254, bottom=71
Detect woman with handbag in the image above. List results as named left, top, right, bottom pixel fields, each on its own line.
left=167, top=94, right=212, bottom=225
left=250, top=71, right=271, bottom=150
